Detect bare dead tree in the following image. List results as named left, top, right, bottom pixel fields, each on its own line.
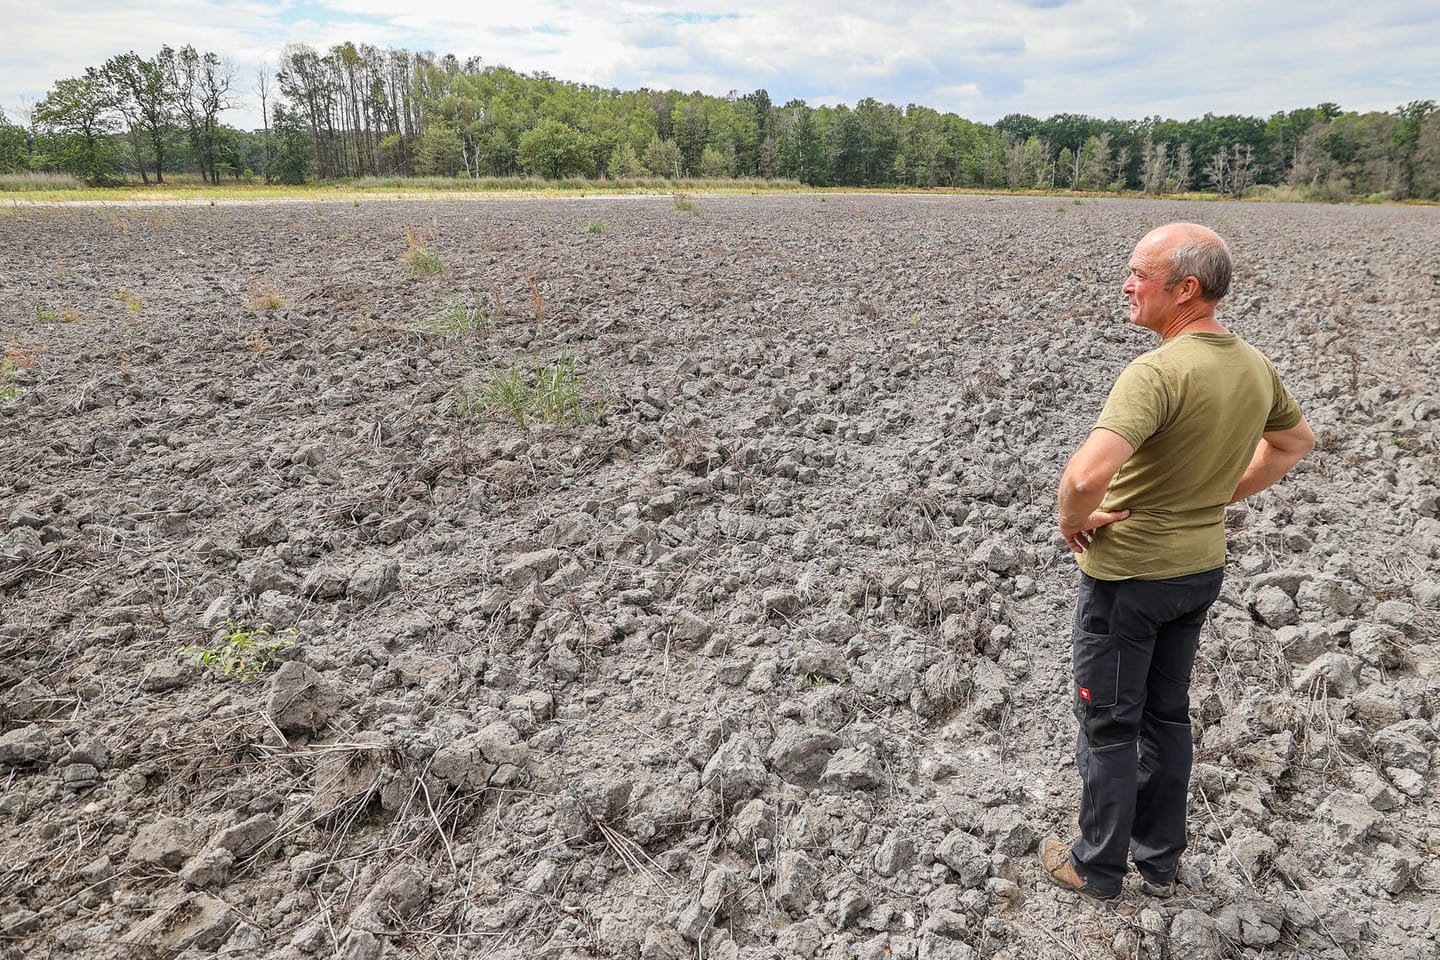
left=256, top=66, right=273, bottom=183
left=1230, top=143, right=1257, bottom=197
left=1203, top=145, right=1230, bottom=196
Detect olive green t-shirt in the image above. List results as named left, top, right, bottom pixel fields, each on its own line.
left=1078, top=333, right=1302, bottom=581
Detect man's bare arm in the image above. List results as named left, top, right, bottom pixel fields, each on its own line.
left=1057, top=428, right=1135, bottom=553
left=1228, top=417, right=1315, bottom=504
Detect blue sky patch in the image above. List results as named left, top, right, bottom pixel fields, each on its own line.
left=656, top=12, right=743, bottom=25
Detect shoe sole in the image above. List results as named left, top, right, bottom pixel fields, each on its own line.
left=1037, top=838, right=1120, bottom=902
left=1044, top=873, right=1120, bottom=903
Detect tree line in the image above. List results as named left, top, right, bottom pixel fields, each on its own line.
left=4, top=41, right=1438, bottom=201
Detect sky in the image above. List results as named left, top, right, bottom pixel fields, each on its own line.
left=3, top=0, right=1438, bottom=129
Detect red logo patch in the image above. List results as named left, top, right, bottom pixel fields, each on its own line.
left=1078, top=686, right=1092, bottom=701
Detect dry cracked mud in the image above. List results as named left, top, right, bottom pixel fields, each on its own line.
left=1, top=194, right=1439, bottom=960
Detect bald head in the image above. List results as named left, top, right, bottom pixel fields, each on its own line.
left=1137, top=223, right=1232, bottom=303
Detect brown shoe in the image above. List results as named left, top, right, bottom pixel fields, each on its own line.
left=1038, top=837, right=1118, bottom=902
left=1139, top=877, right=1177, bottom=898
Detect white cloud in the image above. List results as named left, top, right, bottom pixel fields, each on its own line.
left=3, top=0, right=1437, bottom=128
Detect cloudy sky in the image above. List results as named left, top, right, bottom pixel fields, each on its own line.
left=4, top=0, right=1438, bottom=128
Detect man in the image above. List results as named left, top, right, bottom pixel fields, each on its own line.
left=1039, top=222, right=1315, bottom=901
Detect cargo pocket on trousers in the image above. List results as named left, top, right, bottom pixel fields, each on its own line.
left=1072, top=628, right=1118, bottom=710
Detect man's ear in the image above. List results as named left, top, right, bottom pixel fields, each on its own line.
left=1177, top=275, right=1201, bottom=303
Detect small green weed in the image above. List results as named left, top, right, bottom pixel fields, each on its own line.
left=183, top=621, right=297, bottom=682
left=114, top=287, right=145, bottom=312
left=32, top=302, right=58, bottom=322
left=672, top=193, right=698, bottom=213
left=1, top=344, right=41, bottom=402
left=401, top=224, right=443, bottom=276
left=533, top=356, right=589, bottom=424
left=585, top=220, right=606, bottom=234
left=459, top=355, right=602, bottom=428
left=0, top=363, right=20, bottom=402
left=417, top=295, right=490, bottom=336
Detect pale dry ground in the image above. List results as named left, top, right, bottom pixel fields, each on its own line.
left=1, top=195, right=1438, bottom=960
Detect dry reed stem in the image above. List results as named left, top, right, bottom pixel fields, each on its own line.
left=491, top=282, right=505, bottom=323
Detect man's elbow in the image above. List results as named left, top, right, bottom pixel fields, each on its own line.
left=1290, top=423, right=1316, bottom=459
left=1061, top=469, right=1108, bottom=498
left=1268, top=419, right=1316, bottom=458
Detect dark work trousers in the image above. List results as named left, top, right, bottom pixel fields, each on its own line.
left=1069, top=567, right=1224, bottom=895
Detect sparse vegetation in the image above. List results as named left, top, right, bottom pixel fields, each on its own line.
left=246, top=276, right=287, bottom=310
left=1, top=344, right=42, bottom=401
left=673, top=193, right=699, bottom=213
left=0, top=360, right=21, bottom=402
left=585, top=220, right=606, bottom=234
left=0, top=172, right=84, bottom=192
left=113, top=287, right=144, bottom=312
left=459, top=355, right=601, bottom=428
left=401, top=223, right=443, bottom=276
left=416, top=294, right=490, bottom=336
left=183, top=621, right=297, bottom=682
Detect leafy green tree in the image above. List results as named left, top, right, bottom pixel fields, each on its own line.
left=0, top=108, right=30, bottom=173
left=517, top=117, right=592, bottom=178
left=1391, top=100, right=1436, bottom=199
left=608, top=140, right=647, bottom=178
left=416, top=124, right=464, bottom=176
left=34, top=76, right=122, bottom=184
left=269, top=103, right=313, bottom=184
left=171, top=45, right=236, bottom=183
left=98, top=49, right=176, bottom=184
left=996, top=113, right=1041, bottom=144
left=776, top=102, right=825, bottom=184
left=1055, top=146, right=1074, bottom=188
left=643, top=135, right=683, bottom=179
left=1075, top=133, right=1115, bottom=190
left=697, top=143, right=731, bottom=178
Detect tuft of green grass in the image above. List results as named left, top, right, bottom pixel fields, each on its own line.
left=585, top=220, right=606, bottom=234
left=417, top=295, right=490, bottom=336
left=32, top=302, right=58, bottom=323
left=401, top=224, right=443, bottom=276
left=1, top=344, right=41, bottom=402
left=0, top=362, right=20, bottom=402
left=183, top=621, right=297, bottom=682
left=114, top=287, right=145, bottom=312
left=458, top=355, right=602, bottom=428
left=672, top=192, right=699, bottom=213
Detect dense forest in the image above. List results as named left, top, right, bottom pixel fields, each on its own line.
left=4, top=41, right=1438, bottom=199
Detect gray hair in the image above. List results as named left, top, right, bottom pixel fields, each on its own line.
left=1166, top=237, right=1232, bottom=301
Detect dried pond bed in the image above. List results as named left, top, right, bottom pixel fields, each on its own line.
left=1, top=195, right=1439, bottom=959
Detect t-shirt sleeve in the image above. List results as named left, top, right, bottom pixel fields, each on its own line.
left=1093, top=361, right=1168, bottom=450
left=1264, top=360, right=1303, bottom=432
